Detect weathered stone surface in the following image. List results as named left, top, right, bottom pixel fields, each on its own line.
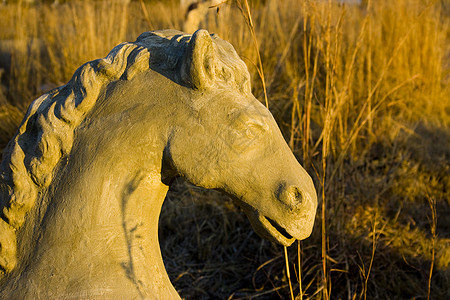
left=0, top=29, right=317, bottom=299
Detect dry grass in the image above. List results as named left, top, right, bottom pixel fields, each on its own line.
left=0, top=0, right=449, bottom=299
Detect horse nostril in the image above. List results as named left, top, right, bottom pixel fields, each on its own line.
left=292, top=186, right=303, bottom=203
left=280, top=185, right=303, bottom=208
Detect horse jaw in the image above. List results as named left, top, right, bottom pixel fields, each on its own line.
left=245, top=208, right=296, bottom=246
left=237, top=188, right=317, bottom=247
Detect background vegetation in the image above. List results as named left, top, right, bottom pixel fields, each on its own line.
left=0, top=0, right=448, bottom=299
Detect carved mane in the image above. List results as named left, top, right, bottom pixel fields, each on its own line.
left=0, top=30, right=250, bottom=276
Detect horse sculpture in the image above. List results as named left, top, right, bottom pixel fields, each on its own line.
left=0, top=29, right=317, bottom=299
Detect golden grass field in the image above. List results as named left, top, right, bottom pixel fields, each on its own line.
left=0, top=0, right=449, bottom=299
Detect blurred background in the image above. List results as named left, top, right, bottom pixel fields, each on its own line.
left=0, top=0, right=449, bottom=299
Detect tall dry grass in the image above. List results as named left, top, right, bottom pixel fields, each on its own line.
left=0, top=0, right=449, bottom=299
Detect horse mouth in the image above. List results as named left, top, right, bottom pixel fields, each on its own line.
left=267, top=217, right=293, bottom=239
left=258, top=214, right=295, bottom=246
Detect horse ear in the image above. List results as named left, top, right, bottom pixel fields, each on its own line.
left=182, top=29, right=216, bottom=90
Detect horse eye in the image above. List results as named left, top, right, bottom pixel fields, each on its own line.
left=245, top=127, right=256, bottom=139
left=244, top=121, right=269, bottom=139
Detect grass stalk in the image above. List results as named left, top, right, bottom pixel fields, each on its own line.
left=138, top=0, right=153, bottom=29
left=235, top=0, right=268, bottom=108
left=363, top=217, right=377, bottom=300
left=320, top=0, right=334, bottom=298
left=366, top=0, right=373, bottom=141
left=297, top=241, right=303, bottom=300
left=427, top=193, right=437, bottom=300
left=284, top=246, right=295, bottom=300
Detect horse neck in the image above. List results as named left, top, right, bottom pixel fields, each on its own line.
left=8, top=125, right=179, bottom=299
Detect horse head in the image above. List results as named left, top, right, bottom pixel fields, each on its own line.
left=163, top=30, right=317, bottom=246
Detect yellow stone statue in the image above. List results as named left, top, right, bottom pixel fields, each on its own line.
left=0, top=29, right=317, bottom=299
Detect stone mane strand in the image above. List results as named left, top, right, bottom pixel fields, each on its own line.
left=0, top=41, right=150, bottom=276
